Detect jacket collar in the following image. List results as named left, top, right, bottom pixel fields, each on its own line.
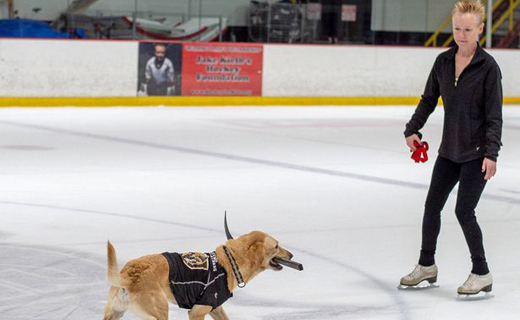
left=446, top=42, right=486, bottom=65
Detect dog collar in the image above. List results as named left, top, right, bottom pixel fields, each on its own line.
left=223, top=245, right=246, bottom=288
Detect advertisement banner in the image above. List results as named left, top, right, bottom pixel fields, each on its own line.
left=137, top=42, right=183, bottom=96
left=181, top=43, right=263, bottom=96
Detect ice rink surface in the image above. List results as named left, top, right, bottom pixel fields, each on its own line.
left=1, top=105, right=519, bottom=320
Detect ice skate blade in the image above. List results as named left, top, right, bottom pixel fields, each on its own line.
left=397, top=282, right=439, bottom=291
left=457, top=284, right=493, bottom=299
left=457, top=291, right=493, bottom=301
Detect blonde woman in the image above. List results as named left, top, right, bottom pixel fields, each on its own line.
left=400, top=1, right=502, bottom=295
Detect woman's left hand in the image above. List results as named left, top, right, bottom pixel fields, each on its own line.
left=482, top=158, right=497, bottom=180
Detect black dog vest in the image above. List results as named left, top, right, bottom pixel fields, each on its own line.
left=162, top=251, right=233, bottom=310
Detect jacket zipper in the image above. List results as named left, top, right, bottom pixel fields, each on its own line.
left=454, top=53, right=478, bottom=88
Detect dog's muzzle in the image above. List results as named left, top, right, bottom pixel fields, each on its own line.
left=225, top=213, right=303, bottom=271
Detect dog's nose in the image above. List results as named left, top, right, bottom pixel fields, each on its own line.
left=287, top=251, right=294, bottom=260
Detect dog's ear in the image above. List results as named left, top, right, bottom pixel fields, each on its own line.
left=244, top=231, right=266, bottom=246
left=241, top=232, right=267, bottom=265
left=246, top=242, right=266, bottom=266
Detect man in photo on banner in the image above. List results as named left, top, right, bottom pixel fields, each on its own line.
left=140, top=43, right=176, bottom=96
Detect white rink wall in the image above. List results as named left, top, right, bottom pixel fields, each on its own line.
left=0, top=39, right=138, bottom=97
left=263, top=45, right=520, bottom=97
left=0, top=38, right=519, bottom=98
left=262, top=44, right=442, bottom=97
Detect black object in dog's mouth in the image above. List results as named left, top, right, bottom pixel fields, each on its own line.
left=271, top=257, right=304, bottom=271
left=269, top=258, right=284, bottom=270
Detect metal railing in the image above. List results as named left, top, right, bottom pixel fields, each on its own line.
left=424, top=0, right=503, bottom=47
left=479, top=0, right=520, bottom=45
left=425, top=0, right=520, bottom=48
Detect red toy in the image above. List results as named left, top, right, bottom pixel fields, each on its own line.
left=411, top=141, right=429, bottom=163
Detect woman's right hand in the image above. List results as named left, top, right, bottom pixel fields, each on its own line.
left=406, top=134, right=422, bottom=151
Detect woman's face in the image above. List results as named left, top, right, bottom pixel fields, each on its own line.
left=452, top=12, right=484, bottom=50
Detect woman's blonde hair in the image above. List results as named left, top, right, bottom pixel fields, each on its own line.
left=453, top=1, right=485, bottom=24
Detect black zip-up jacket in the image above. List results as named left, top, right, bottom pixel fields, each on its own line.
left=404, top=43, right=503, bottom=162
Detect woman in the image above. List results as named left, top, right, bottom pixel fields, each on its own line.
left=400, top=1, right=503, bottom=295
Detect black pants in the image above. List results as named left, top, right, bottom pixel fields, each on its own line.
left=419, top=156, right=489, bottom=275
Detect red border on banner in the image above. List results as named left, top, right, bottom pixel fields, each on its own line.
left=181, top=42, right=263, bottom=96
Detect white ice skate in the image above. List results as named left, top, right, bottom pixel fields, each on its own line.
left=457, top=273, right=493, bottom=299
left=398, top=264, right=438, bottom=290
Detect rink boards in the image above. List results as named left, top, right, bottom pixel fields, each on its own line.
left=1, top=39, right=520, bottom=106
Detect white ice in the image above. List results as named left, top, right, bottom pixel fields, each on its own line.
left=0, top=106, right=519, bottom=320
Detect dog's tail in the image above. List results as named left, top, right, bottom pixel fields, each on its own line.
left=107, top=241, right=123, bottom=287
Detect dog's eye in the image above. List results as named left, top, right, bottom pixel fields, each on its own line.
left=275, top=244, right=279, bottom=249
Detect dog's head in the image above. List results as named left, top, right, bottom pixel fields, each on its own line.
left=231, top=230, right=293, bottom=272
left=224, top=214, right=295, bottom=272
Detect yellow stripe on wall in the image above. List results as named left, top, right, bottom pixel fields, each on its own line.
left=504, top=97, right=520, bottom=104
left=0, top=96, right=419, bottom=107
left=0, top=96, right=519, bottom=107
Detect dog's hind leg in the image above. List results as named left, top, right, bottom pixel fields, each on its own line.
left=102, top=286, right=129, bottom=320
left=209, top=306, right=230, bottom=320
left=128, top=289, right=169, bottom=320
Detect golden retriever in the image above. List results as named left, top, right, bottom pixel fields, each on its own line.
left=102, top=230, right=296, bottom=320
